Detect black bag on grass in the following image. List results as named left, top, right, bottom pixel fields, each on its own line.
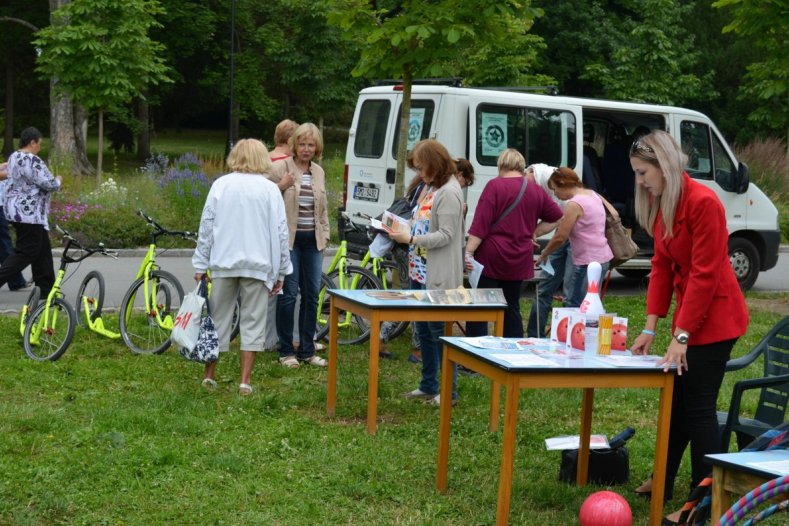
left=559, top=427, right=634, bottom=486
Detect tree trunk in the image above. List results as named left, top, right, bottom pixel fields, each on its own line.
left=3, top=59, right=14, bottom=158
left=394, top=65, right=412, bottom=198
left=137, top=98, right=150, bottom=160
left=96, top=108, right=104, bottom=180
left=48, top=0, right=93, bottom=175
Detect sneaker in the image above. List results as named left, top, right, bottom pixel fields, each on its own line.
left=299, top=355, right=327, bottom=367
left=401, top=388, right=437, bottom=400
left=426, top=394, right=457, bottom=407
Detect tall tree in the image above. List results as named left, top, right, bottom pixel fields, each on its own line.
left=580, top=0, right=716, bottom=106
left=714, top=0, right=789, bottom=150
left=35, top=0, right=171, bottom=177
left=327, top=0, right=543, bottom=196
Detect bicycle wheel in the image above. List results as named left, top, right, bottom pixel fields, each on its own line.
left=376, top=260, right=410, bottom=341
left=76, top=271, right=105, bottom=328
left=23, top=298, right=77, bottom=361
left=230, top=294, right=241, bottom=342
left=315, top=273, right=337, bottom=343
left=19, top=286, right=41, bottom=337
left=119, top=270, right=184, bottom=355
left=316, top=266, right=381, bottom=345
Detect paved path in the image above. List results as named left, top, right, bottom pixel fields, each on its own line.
left=1, top=246, right=787, bottom=314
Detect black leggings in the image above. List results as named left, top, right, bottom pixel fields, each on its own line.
left=663, top=338, right=736, bottom=498
left=0, top=222, right=55, bottom=297
left=465, top=275, right=523, bottom=338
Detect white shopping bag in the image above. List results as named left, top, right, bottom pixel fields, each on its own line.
left=170, top=282, right=206, bottom=351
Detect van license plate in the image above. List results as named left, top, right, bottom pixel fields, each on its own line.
left=354, top=186, right=379, bottom=202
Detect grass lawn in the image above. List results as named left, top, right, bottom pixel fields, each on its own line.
left=1, top=293, right=786, bottom=525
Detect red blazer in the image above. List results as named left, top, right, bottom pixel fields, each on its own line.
left=646, top=174, right=748, bottom=346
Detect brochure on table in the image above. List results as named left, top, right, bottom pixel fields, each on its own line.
left=365, top=287, right=506, bottom=305
left=459, top=336, right=665, bottom=369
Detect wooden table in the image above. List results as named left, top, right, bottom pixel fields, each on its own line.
left=326, top=288, right=506, bottom=435
left=436, top=337, right=675, bottom=526
left=706, top=450, right=789, bottom=522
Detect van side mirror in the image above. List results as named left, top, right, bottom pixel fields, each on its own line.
left=736, top=162, right=750, bottom=194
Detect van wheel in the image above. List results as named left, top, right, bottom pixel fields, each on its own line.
left=729, top=237, right=760, bottom=291
left=616, top=268, right=650, bottom=280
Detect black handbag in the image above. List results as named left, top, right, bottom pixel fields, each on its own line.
left=558, top=427, right=634, bottom=486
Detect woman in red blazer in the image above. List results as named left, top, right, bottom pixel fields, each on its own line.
left=629, top=130, right=748, bottom=523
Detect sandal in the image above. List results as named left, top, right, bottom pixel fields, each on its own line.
left=634, top=478, right=653, bottom=497
left=201, top=378, right=217, bottom=389
left=299, top=355, right=327, bottom=367
left=279, top=355, right=300, bottom=369
left=239, top=383, right=253, bottom=396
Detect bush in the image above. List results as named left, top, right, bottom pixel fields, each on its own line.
left=157, top=153, right=211, bottom=231
left=737, top=137, right=789, bottom=242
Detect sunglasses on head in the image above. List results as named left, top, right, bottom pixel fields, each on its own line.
left=630, top=138, right=655, bottom=155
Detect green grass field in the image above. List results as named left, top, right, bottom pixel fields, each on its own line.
left=1, top=294, right=786, bottom=525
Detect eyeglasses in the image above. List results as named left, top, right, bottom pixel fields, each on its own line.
left=630, top=138, right=654, bottom=155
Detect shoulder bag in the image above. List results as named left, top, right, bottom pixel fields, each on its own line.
left=491, top=176, right=528, bottom=229
left=602, top=200, right=639, bottom=267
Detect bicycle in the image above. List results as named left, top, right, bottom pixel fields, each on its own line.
left=118, top=211, right=192, bottom=355
left=23, top=227, right=117, bottom=361
left=314, top=213, right=410, bottom=345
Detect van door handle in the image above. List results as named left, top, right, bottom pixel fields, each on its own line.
left=386, top=168, right=396, bottom=184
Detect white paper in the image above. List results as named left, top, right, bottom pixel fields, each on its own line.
left=465, top=337, right=529, bottom=350
left=381, top=210, right=410, bottom=234
left=540, top=258, right=555, bottom=276
left=597, top=355, right=663, bottom=368
left=469, top=258, right=484, bottom=288
left=545, top=435, right=611, bottom=451
left=490, top=353, right=559, bottom=367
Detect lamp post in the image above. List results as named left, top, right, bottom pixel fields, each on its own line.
left=226, top=0, right=236, bottom=155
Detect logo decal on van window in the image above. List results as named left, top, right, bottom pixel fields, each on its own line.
left=408, top=108, right=426, bottom=149
left=481, top=113, right=507, bottom=156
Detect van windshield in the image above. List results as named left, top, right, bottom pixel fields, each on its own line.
left=475, top=104, right=576, bottom=167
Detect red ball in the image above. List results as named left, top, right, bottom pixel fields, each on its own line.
left=579, top=491, right=632, bottom=526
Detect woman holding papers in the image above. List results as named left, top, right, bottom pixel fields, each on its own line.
left=535, top=167, right=614, bottom=308
left=628, top=130, right=748, bottom=523
left=389, top=139, right=464, bottom=406
left=464, top=149, right=562, bottom=337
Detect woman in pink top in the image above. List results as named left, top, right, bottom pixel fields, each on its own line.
left=535, top=167, right=614, bottom=308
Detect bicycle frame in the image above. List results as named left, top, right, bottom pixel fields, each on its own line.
left=26, top=268, right=66, bottom=346
left=80, top=294, right=120, bottom=339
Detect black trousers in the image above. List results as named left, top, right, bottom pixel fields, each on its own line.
left=663, top=337, right=736, bottom=499
left=0, top=222, right=56, bottom=297
left=465, top=275, right=524, bottom=338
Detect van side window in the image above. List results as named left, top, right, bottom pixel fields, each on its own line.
left=475, top=104, right=575, bottom=167
left=391, top=100, right=436, bottom=157
left=354, top=100, right=391, bottom=158
left=680, top=121, right=712, bottom=180
left=712, top=132, right=737, bottom=192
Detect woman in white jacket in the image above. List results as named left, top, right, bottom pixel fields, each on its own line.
left=193, top=139, right=292, bottom=395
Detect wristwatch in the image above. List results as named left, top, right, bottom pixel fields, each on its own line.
left=674, top=333, right=689, bottom=345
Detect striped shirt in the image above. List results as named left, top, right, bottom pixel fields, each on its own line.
left=297, top=172, right=316, bottom=231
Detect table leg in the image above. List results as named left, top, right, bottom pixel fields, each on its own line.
left=488, top=311, right=505, bottom=432
left=367, top=312, right=382, bottom=436
left=576, top=388, right=594, bottom=486
left=436, top=347, right=455, bottom=493
left=711, top=466, right=729, bottom=523
left=496, top=377, right=519, bottom=526
left=650, top=374, right=674, bottom=526
left=327, top=298, right=339, bottom=418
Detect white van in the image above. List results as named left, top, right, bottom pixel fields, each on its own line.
left=341, top=84, right=780, bottom=290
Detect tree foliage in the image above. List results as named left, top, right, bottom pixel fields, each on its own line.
left=34, top=0, right=171, bottom=175
left=326, top=0, right=544, bottom=194
left=714, top=0, right=789, bottom=144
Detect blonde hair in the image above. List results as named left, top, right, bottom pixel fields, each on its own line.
left=289, top=122, right=324, bottom=158
left=631, top=130, right=687, bottom=239
left=497, top=148, right=525, bottom=173
left=226, top=139, right=272, bottom=174
left=274, top=119, right=298, bottom=146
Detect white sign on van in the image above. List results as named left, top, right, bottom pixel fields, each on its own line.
left=408, top=108, right=426, bottom=150
left=481, top=113, right=508, bottom=156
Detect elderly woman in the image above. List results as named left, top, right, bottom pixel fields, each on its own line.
left=535, top=167, right=613, bottom=308
left=268, top=123, right=331, bottom=369
left=464, top=149, right=562, bottom=338
left=0, top=127, right=62, bottom=297
left=389, top=139, right=464, bottom=406
left=629, top=131, right=748, bottom=523
left=193, top=139, right=292, bottom=395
